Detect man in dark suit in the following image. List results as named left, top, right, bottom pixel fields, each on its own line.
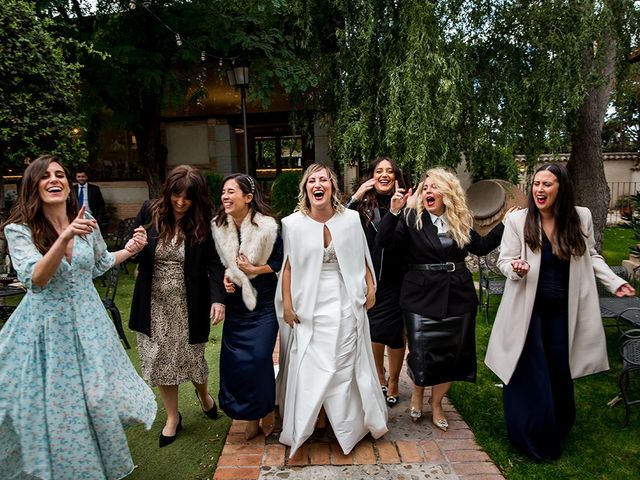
left=75, top=168, right=107, bottom=230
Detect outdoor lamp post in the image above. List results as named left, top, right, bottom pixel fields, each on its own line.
left=227, top=65, right=250, bottom=174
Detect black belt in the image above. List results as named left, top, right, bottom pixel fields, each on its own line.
left=408, top=262, right=465, bottom=272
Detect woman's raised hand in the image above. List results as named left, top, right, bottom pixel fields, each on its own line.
left=390, top=181, right=412, bottom=214
left=406, top=181, right=422, bottom=209
left=62, top=206, right=97, bottom=240
left=352, top=178, right=377, bottom=202
left=124, top=226, right=148, bottom=255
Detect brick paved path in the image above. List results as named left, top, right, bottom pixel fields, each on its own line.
left=213, top=342, right=504, bottom=480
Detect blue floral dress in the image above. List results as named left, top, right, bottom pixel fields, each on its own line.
left=0, top=222, right=157, bottom=480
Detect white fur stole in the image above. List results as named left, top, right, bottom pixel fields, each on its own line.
left=211, top=211, right=278, bottom=310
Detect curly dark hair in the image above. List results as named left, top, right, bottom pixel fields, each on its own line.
left=356, top=156, right=405, bottom=227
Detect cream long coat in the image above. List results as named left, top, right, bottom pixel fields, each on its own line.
left=275, top=210, right=388, bottom=456
left=485, top=207, right=626, bottom=385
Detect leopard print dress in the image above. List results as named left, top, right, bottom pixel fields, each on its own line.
left=137, top=236, right=208, bottom=386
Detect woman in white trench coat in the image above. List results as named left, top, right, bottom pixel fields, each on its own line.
left=276, top=163, right=388, bottom=457
left=485, top=163, right=635, bottom=462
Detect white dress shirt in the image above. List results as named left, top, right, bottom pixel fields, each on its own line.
left=429, top=212, right=448, bottom=234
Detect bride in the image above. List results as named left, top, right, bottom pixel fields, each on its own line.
left=276, top=163, right=388, bottom=457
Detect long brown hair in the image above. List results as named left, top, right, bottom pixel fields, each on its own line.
left=523, top=163, right=586, bottom=260
left=214, top=174, right=272, bottom=226
left=356, top=156, right=405, bottom=227
left=2, top=155, right=78, bottom=254
left=148, top=165, right=212, bottom=245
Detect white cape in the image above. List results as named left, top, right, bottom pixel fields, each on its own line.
left=275, top=210, right=388, bottom=457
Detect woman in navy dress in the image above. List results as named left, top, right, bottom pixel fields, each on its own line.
left=211, top=174, right=282, bottom=440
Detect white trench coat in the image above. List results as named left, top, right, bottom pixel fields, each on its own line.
left=485, top=207, right=626, bottom=385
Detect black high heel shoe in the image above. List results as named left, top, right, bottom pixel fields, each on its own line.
left=195, top=389, right=218, bottom=420
left=159, top=413, right=182, bottom=448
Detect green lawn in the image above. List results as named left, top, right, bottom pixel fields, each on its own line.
left=97, top=270, right=232, bottom=480
left=449, top=225, right=640, bottom=479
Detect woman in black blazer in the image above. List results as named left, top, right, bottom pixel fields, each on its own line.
left=377, top=167, right=508, bottom=431
left=129, top=165, right=226, bottom=447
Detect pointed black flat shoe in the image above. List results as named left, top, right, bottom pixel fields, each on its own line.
left=159, top=413, right=182, bottom=448
left=195, top=388, right=218, bottom=420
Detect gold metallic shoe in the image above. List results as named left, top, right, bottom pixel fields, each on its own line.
left=432, top=416, right=448, bottom=432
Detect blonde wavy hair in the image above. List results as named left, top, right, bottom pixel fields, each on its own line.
left=295, top=163, right=345, bottom=215
left=408, top=167, right=473, bottom=248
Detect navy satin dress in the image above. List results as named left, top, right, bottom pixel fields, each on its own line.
left=503, top=233, right=574, bottom=462
left=218, top=235, right=283, bottom=420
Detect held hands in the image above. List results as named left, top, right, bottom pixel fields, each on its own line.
left=62, top=206, right=96, bottom=240
left=124, top=226, right=148, bottom=255
left=210, top=302, right=225, bottom=325
left=390, top=181, right=413, bottom=214
left=615, top=283, right=636, bottom=298
left=511, top=259, right=530, bottom=277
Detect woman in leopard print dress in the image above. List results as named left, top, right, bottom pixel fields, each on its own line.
left=129, top=165, right=226, bottom=447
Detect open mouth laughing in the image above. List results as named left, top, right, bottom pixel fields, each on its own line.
left=535, top=194, right=547, bottom=206
left=313, top=189, right=325, bottom=201
left=425, top=195, right=436, bottom=207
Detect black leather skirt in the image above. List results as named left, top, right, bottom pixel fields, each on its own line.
left=404, top=310, right=477, bottom=386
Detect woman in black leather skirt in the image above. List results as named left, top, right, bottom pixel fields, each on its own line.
left=376, top=167, right=510, bottom=431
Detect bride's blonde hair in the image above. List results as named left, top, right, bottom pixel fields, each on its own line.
left=408, top=168, right=473, bottom=248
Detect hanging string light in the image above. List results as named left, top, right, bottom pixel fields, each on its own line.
left=127, top=0, right=240, bottom=68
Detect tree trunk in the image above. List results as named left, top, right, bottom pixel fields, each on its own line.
left=135, top=91, right=165, bottom=199
left=567, top=27, right=617, bottom=251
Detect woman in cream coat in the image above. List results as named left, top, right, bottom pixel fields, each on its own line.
left=485, top=163, right=634, bottom=462
left=276, top=164, right=388, bottom=458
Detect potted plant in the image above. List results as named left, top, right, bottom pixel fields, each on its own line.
left=629, top=244, right=640, bottom=260
left=615, top=194, right=634, bottom=216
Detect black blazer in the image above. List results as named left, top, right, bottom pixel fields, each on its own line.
left=376, top=209, right=504, bottom=319
left=350, top=198, right=405, bottom=284
left=74, top=183, right=106, bottom=225
left=128, top=201, right=225, bottom=344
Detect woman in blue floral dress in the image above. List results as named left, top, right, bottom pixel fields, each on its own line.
left=0, top=155, right=156, bottom=480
